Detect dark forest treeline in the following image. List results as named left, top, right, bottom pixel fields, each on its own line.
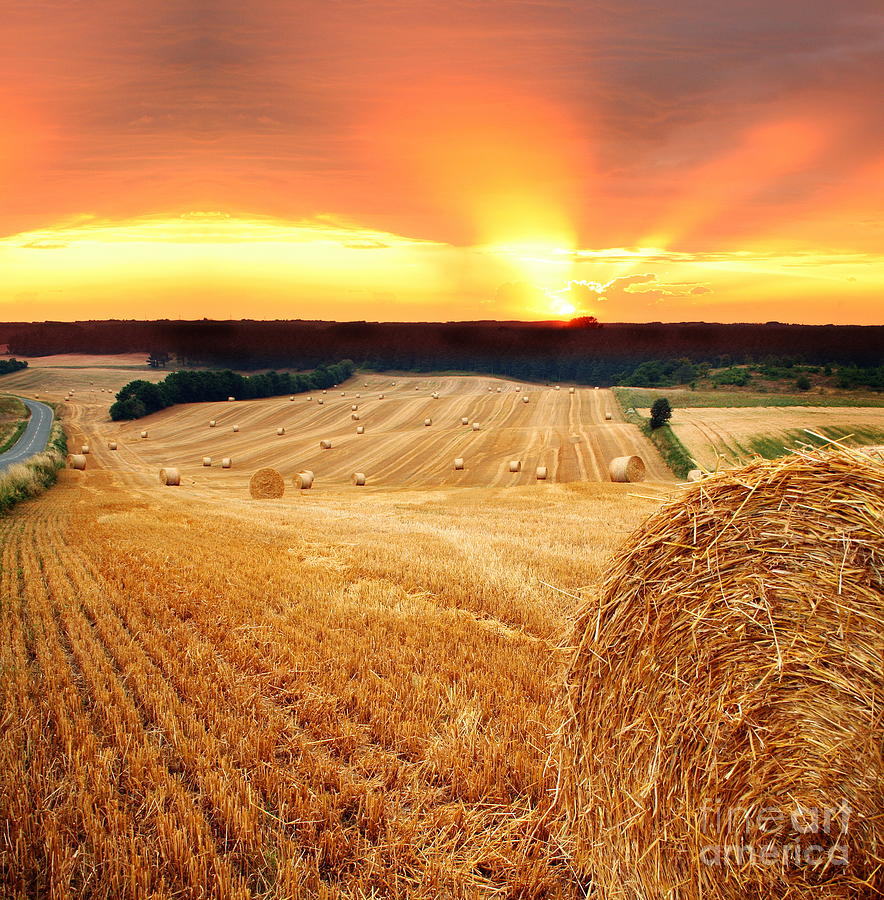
left=110, top=360, right=355, bottom=420
left=0, top=358, right=27, bottom=375
left=4, top=320, right=883, bottom=386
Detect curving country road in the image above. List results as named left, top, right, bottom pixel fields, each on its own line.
left=0, top=397, right=55, bottom=471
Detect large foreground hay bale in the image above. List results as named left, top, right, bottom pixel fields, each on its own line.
left=609, top=455, right=646, bottom=482
left=352, top=472, right=366, bottom=486
left=69, top=454, right=87, bottom=470
left=249, top=467, right=284, bottom=498
left=294, top=471, right=314, bottom=489
left=159, top=467, right=180, bottom=486
left=559, top=449, right=884, bottom=900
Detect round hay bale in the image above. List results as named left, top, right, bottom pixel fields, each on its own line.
left=432, top=392, right=439, bottom=399
left=356, top=393, right=361, bottom=398
left=320, top=439, right=332, bottom=450
left=472, top=422, right=481, bottom=431
left=555, top=385, right=560, bottom=390
left=535, top=466, right=548, bottom=479
left=81, top=444, right=90, bottom=454
left=293, top=471, right=314, bottom=489
left=559, top=448, right=884, bottom=900
left=227, top=396, right=235, bottom=402
left=461, top=417, right=469, bottom=425
left=508, top=460, right=521, bottom=472
left=352, top=413, right=360, bottom=421
left=249, top=467, right=284, bottom=498
left=69, top=454, right=87, bottom=470
left=488, top=386, right=493, bottom=392
left=453, top=457, right=464, bottom=470
left=687, top=468, right=703, bottom=482
left=202, top=457, right=212, bottom=466
left=322, top=390, right=327, bottom=394
left=378, top=393, right=385, bottom=399
left=521, top=395, right=530, bottom=404
left=108, top=441, right=117, bottom=450
left=232, top=425, right=239, bottom=432
left=515, top=386, right=521, bottom=391
left=609, top=455, right=646, bottom=482
left=289, top=395, right=295, bottom=401
left=594, top=385, right=599, bottom=390
left=569, top=386, right=575, bottom=394
left=604, top=411, right=613, bottom=420
left=496, top=387, right=502, bottom=392
left=352, top=472, right=366, bottom=486
left=424, top=418, right=432, bottom=426
left=356, top=425, right=365, bottom=434
left=140, top=430, right=148, bottom=439
left=276, top=427, right=285, bottom=436
left=209, top=420, right=216, bottom=427
left=318, top=398, right=324, bottom=405
left=352, top=404, right=358, bottom=411
left=159, top=467, right=180, bottom=486
left=221, top=457, right=232, bottom=468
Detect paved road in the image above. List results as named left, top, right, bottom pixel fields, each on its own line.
left=0, top=398, right=55, bottom=472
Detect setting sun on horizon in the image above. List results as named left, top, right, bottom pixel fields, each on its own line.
left=1, top=1, right=882, bottom=324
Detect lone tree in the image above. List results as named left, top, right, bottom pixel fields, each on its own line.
left=650, top=397, right=672, bottom=429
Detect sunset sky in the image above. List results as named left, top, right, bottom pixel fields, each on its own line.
left=1, top=0, right=882, bottom=324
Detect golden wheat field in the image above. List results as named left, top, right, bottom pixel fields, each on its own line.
left=1, top=361, right=681, bottom=898
left=664, top=406, right=884, bottom=469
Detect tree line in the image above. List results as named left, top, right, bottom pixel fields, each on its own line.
left=0, top=358, right=27, bottom=376
left=110, top=360, right=355, bottom=420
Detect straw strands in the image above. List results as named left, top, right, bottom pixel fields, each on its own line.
left=558, top=447, right=884, bottom=900
left=69, top=454, right=87, bottom=470
left=159, top=467, right=180, bottom=486
left=609, top=455, right=646, bottom=482
left=249, top=467, right=284, bottom=498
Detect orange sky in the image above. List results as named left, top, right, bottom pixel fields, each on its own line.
left=1, top=0, right=882, bottom=324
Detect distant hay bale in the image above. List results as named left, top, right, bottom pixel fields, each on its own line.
left=569, top=387, right=575, bottom=394
left=594, top=386, right=599, bottom=390
left=352, top=472, right=366, bottom=486
left=209, top=420, right=216, bottom=427
left=488, top=386, right=493, bottom=392
left=352, top=413, right=360, bottom=421
left=687, top=468, right=703, bottom=482
left=294, top=471, right=314, bottom=489
left=227, top=396, right=235, bottom=402
left=289, top=395, right=295, bottom=401
left=496, top=387, right=502, bottom=392
left=276, top=427, right=285, bottom=436
left=472, top=422, right=481, bottom=431
left=424, top=418, right=432, bottom=426
left=508, top=460, right=521, bottom=472
left=140, top=430, right=148, bottom=438
left=249, top=467, right=284, bottom=498
left=81, top=444, right=90, bottom=454
left=515, top=386, right=521, bottom=391
left=322, top=390, right=327, bottom=394
left=159, top=467, right=180, bottom=486
left=108, top=441, right=117, bottom=450
left=356, top=425, right=364, bottom=434
left=604, top=411, right=613, bottom=420
left=555, top=385, right=560, bottom=390
left=318, top=398, right=324, bottom=405
left=522, top=396, right=530, bottom=404
left=558, top=448, right=884, bottom=900
left=306, top=396, right=312, bottom=401
left=320, top=439, right=332, bottom=449
left=202, top=457, right=212, bottom=466
left=535, top=466, right=548, bottom=480
left=232, top=425, right=239, bottom=432
left=453, top=457, right=464, bottom=470
left=461, top=417, right=469, bottom=425
left=378, top=393, right=385, bottom=399
left=356, top=393, right=361, bottom=398
left=608, top=455, right=646, bottom=482
left=221, top=457, right=232, bottom=468
left=69, top=454, right=87, bottom=470
left=352, top=404, right=359, bottom=410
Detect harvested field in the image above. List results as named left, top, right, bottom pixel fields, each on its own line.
left=666, top=406, right=884, bottom=469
